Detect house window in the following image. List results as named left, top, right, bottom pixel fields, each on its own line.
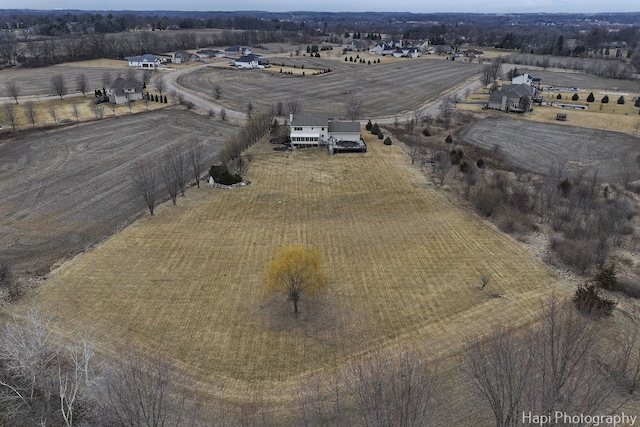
left=294, top=127, right=302, bottom=131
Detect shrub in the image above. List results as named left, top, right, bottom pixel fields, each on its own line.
left=0, top=263, right=23, bottom=302
left=573, top=284, right=615, bottom=318
left=617, top=276, right=640, bottom=299
left=450, top=149, right=464, bottom=165
left=471, top=184, right=502, bottom=217
left=371, top=123, right=380, bottom=135
left=459, top=161, right=469, bottom=173
left=587, top=92, right=595, bottom=102
left=383, top=137, right=392, bottom=145
left=617, top=95, right=625, bottom=105
left=378, top=132, right=384, bottom=140
left=556, top=93, right=562, bottom=100
left=594, top=264, right=617, bottom=291
left=476, top=158, right=485, bottom=169
left=601, top=95, right=609, bottom=103
left=572, top=93, right=579, bottom=101
left=422, top=128, right=430, bottom=137
left=209, top=164, right=242, bottom=185
left=557, top=178, right=572, bottom=197
left=552, top=237, right=596, bottom=273
left=635, top=97, right=640, bottom=107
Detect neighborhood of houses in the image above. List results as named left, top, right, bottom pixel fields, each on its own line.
left=127, top=46, right=269, bottom=70
left=122, top=43, right=568, bottom=119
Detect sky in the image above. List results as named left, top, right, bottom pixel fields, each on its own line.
left=11, top=0, right=639, bottom=14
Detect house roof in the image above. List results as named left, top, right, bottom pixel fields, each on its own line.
left=236, top=54, right=258, bottom=63
left=225, top=46, right=244, bottom=52
left=328, top=121, right=361, bottom=133
left=291, top=114, right=329, bottom=127
left=105, top=78, right=142, bottom=96
left=129, top=53, right=160, bottom=63
left=196, top=49, right=222, bottom=57
left=501, top=83, right=535, bottom=97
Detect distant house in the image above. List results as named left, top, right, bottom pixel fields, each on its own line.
left=234, top=54, right=269, bottom=69
left=418, top=40, right=430, bottom=52
left=392, top=47, right=420, bottom=58
left=289, top=114, right=361, bottom=148
left=195, top=49, right=224, bottom=59
left=347, top=40, right=368, bottom=51
left=463, top=49, right=484, bottom=58
left=369, top=42, right=394, bottom=55
left=432, top=45, right=454, bottom=54
left=128, top=54, right=163, bottom=68
left=105, top=78, right=143, bottom=104
left=225, top=46, right=251, bottom=56
left=171, top=51, right=191, bottom=64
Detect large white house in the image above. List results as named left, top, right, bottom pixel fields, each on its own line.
left=128, top=54, right=163, bottom=68
left=234, top=54, right=269, bottom=69
left=105, top=78, right=143, bottom=104
left=289, top=114, right=361, bottom=148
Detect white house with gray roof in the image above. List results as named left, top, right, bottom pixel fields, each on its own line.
left=105, top=78, right=143, bottom=104
left=128, top=54, right=163, bottom=68
left=289, top=114, right=361, bottom=148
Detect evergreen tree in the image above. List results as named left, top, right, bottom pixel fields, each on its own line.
left=587, top=92, right=595, bottom=102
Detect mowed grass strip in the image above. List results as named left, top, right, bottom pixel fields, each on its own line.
left=34, top=129, right=563, bottom=402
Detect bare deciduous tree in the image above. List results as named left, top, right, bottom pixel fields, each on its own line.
left=131, top=160, right=159, bottom=215
left=466, top=326, right=534, bottom=427
left=93, top=104, right=104, bottom=120
left=287, top=97, right=301, bottom=116
left=188, top=139, right=203, bottom=188
left=154, top=74, right=166, bottom=95
left=48, top=102, right=58, bottom=124
left=348, top=351, right=440, bottom=427
left=101, top=71, right=112, bottom=87
left=6, top=79, right=20, bottom=104
left=438, top=95, right=455, bottom=118
left=160, top=154, right=180, bottom=206
left=467, top=296, right=615, bottom=427
left=212, top=83, right=222, bottom=99
left=50, top=74, right=68, bottom=99
left=99, top=347, right=198, bottom=427
left=345, top=97, right=363, bottom=121
left=0, top=310, right=97, bottom=427
left=3, top=103, right=17, bottom=130
left=23, top=101, right=38, bottom=127
left=75, top=73, right=89, bottom=97
left=71, top=99, right=80, bottom=122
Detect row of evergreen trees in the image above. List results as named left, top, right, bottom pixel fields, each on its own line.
left=555, top=91, right=632, bottom=105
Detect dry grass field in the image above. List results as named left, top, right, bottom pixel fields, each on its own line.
left=177, top=58, right=481, bottom=118
left=0, top=62, right=133, bottom=98
left=460, top=116, right=640, bottom=183
left=29, top=129, right=566, bottom=421
left=0, top=109, right=237, bottom=275
left=0, top=94, right=168, bottom=129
